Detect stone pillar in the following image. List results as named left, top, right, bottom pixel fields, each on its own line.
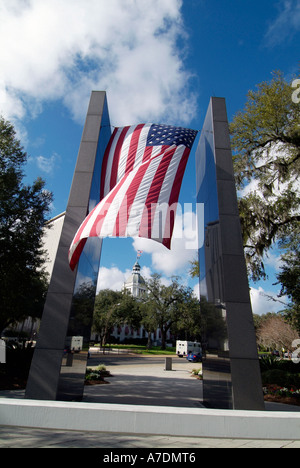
left=196, top=97, right=265, bottom=410
left=26, top=92, right=111, bottom=401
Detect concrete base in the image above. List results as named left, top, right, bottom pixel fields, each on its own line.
left=1, top=399, right=300, bottom=440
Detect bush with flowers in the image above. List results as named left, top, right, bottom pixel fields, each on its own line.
left=263, top=384, right=300, bottom=405
left=260, top=356, right=300, bottom=405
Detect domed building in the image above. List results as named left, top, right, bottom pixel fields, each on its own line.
left=123, top=260, right=147, bottom=299
left=107, top=257, right=172, bottom=345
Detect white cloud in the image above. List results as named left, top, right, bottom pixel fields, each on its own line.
left=193, top=282, right=200, bottom=300
left=132, top=206, right=198, bottom=276
left=36, top=152, right=60, bottom=175
left=96, top=262, right=172, bottom=293
left=263, top=250, right=284, bottom=273
left=97, top=265, right=131, bottom=292
left=96, top=206, right=199, bottom=292
left=250, top=286, right=288, bottom=316
left=0, top=0, right=197, bottom=130
left=264, top=0, right=300, bottom=47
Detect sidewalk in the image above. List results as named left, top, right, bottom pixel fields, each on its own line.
left=1, top=356, right=300, bottom=448
left=83, top=355, right=204, bottom=408
left=1, top=425, right=300, bottom=448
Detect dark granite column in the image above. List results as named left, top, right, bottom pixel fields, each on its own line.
left=196, top=97, right=265, bottom=410
left=26, top=91, right=111, bottom=401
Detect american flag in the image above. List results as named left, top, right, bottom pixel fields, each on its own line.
left=69, top=123, right=197, bottom=270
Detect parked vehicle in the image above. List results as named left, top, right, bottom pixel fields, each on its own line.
left=65, top=336, right=83, bottom=353
left=176, top=341, right=202, bottom=358
left=186, top=351, right=202, bottom=363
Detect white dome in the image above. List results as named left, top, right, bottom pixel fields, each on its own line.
left=124, top=261, right=147, bottom=298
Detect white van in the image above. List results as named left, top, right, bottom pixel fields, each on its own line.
left=65, top=336, right=83, bottom=353
left=176, top=341, right=202, bottom=358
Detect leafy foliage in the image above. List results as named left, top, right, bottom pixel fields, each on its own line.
left=0, top=116, right=53, bottom=334
left=92, top=289, right=142, bottom=347
left=93, top=275, right=201, bottom=350
left=276, top=246, right=300, bottom=333
left=230, top=71, right=300, bottom=282
left=141, top=274, right=201, bottom=349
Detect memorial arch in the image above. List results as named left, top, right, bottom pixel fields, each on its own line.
left=26, top=91, right=264, bottom=410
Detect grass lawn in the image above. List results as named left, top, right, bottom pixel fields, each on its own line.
left=97, top=344, right=176, bottom=355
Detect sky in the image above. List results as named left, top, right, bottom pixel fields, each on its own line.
left=0, top=0, right=299, bottom=315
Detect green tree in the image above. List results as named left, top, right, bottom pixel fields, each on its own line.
left=92, top=289, right=124, bottom=347
left=0, top=116, right=53, bottom=334
left=92, top=289, right=142, bottom=347
left=190, top=72, right=300, bottom=323
left=172, top=296, right=202, bottom=342
left=69, top=282, right=98, bottom=337
left=276, top=246, right=300, bottom=334
left=189, top=259, right=199, bottom=280
left=230, top=70, right=300, bottom=282
left=139, top=300, right=158, bottom=349
left=141, top=274, right=200, bottom=349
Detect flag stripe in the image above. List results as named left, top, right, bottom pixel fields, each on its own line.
left=103, top=127, right=124, bottom=197
left=117, top=126, right=134, bottom=182
left=69, top=238, right=87, bottom=271
left=125, top=147, right=168, bottom=238
left=162, top=146, right=190, bottom=248
left=152, top=145, right=185, bottom=244
left=142, top=146, right=153, bottom=163
left=110, top=126, right=130, bottom=191
left=134, top=123, right=152, bottom=166
left=113, top=158, right=152, bottom=237
left=100, top=126, right=118, bottom=200
left=90, top=171, right=132, bottom=239
left=125, top=124, right=144, bottom=174
left=69, top=123, right=198, bottom=271
left=139, top=146, right=176, bottom=240
left=99, top=170, right=138, bottom=237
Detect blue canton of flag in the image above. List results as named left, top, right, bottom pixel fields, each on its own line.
left=146, top=124, right=198, bottom=149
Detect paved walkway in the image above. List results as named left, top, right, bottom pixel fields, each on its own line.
left=1, top=425, right=300, bottom=448
left=1, top=355, right=300, bottom=448
left=83, top=354, right=204, bottom=407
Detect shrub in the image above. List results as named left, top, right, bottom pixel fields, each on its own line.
left=263, top=386, right=300, bottom=400
left=286, top=373, right=300, bottom=388
left=85, top=365, right=111, bottom=381
left=260, top=355, right=283, bottom=372
left=262, top=369, right=300, bottom=388
left=262, top=369, right=288, bottom=386
left=191, top=368, right=203, bottom=379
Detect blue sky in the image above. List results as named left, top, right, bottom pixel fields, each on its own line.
left=0, top=0, right=299, bottom=315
